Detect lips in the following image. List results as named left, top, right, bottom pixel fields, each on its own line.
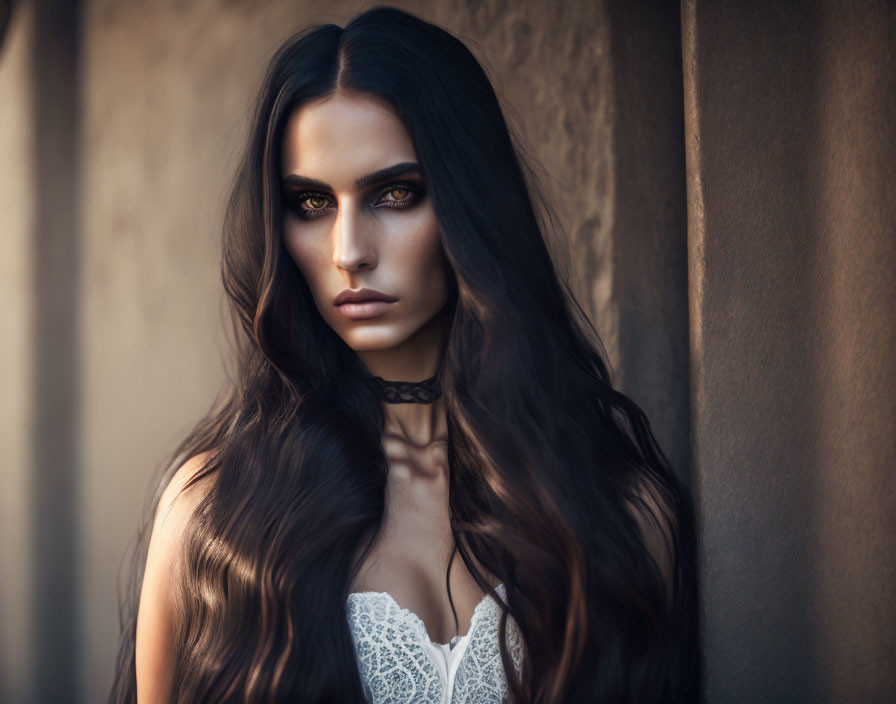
left=334, top=288, right=399, bottom=306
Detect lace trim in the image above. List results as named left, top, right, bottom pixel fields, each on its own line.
left=346, top=583, right=525, bottom=703
left=348, top=584, right=497, bottom=645
left=453, top=587, right=525, bottom=703
left=372, top=374, right=442, bottom=404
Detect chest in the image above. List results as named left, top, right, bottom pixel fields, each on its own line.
left=349, top=477, right=494, bottom=643
left=344, top=432, right=523, bottom=702
left=349, top=435, right=498, bottom=644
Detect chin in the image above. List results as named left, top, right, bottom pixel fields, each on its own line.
left=339, top=325, right=415, bottom=352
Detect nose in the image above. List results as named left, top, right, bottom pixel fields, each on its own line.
left=332, top=203, right=376, bottom=272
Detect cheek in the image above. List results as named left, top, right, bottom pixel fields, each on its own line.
left=421, top=232, right=449, bottom=302
left=283, top=231, right=326, bottom=293
left=398, top=221, right=446, bottom=292
left=282, top=230, right=345, bottom=321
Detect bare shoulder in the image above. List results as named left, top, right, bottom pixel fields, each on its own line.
left=154, top=450, right=218, bottom=533
left=135, top=450, right=218, bottom=704
left=145, top=448, right=219, bottom=592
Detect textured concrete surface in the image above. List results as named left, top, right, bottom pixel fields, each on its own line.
left=683, top=0, right=896, bottom=700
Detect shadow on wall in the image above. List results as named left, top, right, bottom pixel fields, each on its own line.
left=0, top=1, right=13, bottom=50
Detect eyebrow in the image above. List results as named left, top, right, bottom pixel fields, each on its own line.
left=281, top=161, right=422, bottom=192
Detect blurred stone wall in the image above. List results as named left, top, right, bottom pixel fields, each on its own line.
left=0, top=2, right=36, bottom=702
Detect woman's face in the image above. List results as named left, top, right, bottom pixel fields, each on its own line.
left=279, top=92, right=450, bottom=355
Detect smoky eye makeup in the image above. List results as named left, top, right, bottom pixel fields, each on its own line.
left=282, top=179, right=427, bottom=220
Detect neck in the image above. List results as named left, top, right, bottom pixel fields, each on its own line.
left=357, top=307, right=450, bottom=446
left=381, top=394, right=448, bottom=449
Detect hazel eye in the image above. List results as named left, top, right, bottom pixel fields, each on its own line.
left=384, top=187, right=409, bottom=201
left=375, top=182, right=422, bottom=209
left=305, top=195, right=329, bottom=210
left=285, top=191, right=333, bottom=219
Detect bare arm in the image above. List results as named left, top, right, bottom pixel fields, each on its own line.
left=135, top=452, right=215, bottom=704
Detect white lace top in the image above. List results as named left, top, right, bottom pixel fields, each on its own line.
left=346, top=583, right=525, bottom=703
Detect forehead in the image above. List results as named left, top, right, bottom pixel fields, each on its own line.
left=280, top=92, right=418, bottom=181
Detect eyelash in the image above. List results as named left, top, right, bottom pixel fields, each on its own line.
left=285, top=181, right=423, bottom=220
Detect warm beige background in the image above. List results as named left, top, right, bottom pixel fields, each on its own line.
left=1, top=0, right=892, bottom=703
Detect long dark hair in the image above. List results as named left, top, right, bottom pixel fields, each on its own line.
left=109, top=6, right=700, bottom=702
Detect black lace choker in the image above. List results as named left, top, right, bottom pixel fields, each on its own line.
left=372, top=373, right=442, bottom=404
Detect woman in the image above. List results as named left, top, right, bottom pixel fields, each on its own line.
left=109, top=5, right=700, bottom=703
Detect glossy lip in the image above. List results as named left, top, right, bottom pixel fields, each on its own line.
left=335, top=299, right=396, bottom=321
left=333, top=287, right=399, bottom=306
